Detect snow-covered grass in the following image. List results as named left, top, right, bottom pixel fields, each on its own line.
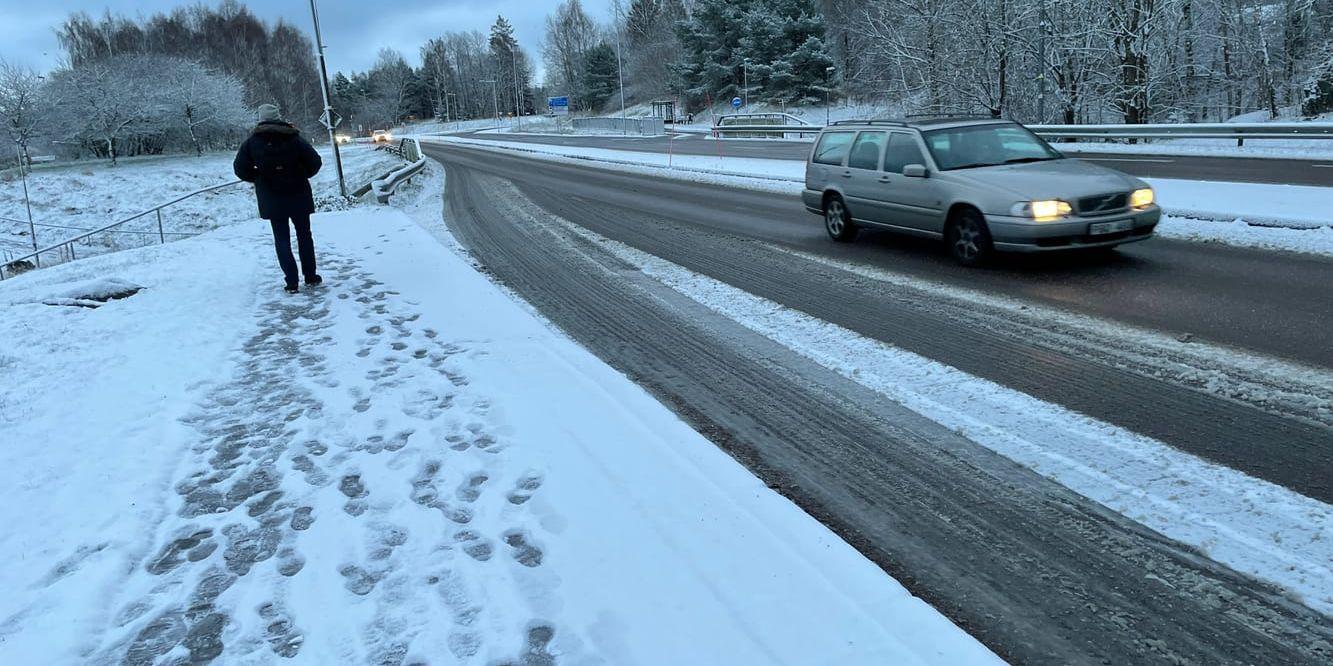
left=0, top=197, right=998, bottom=663
left=425, top=135, right=1333, bottom=256
left=395, top=117, right=502, bottom=136
left=543, top=210, right=1333, bottom=618
left=0, top=144, right=403, bottom=263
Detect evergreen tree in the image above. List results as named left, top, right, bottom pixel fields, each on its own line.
left=581, top=43, right=620, bottom=110
left=489, top=15, right=535, bottom=115
left=675, top=0, right=833, bottom=109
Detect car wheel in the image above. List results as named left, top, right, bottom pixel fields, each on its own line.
left=823, top=195, right=858, bottom=242
left=946, top=208, right=993, bottom=266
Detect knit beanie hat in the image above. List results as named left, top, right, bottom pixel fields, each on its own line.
left=257, top=104, right=281, bottom=122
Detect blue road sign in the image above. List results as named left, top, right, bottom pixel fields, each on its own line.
left=731, top=96, right=743, bottom=109
left=548, top=96, right=570, bottom=116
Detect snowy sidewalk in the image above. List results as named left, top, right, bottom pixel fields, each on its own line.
left=0, top=211, right=998, bottom=664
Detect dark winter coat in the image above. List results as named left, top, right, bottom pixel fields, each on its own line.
left=233, top=121, right=322, bottom=220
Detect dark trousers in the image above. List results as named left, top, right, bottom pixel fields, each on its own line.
left=269, top=215, right=316, bottom=286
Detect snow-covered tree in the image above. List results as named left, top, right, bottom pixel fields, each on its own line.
left=47, top=55, right=167, bottom=164
left=0, top=59, right=48, bottom=165
left=675, top=0, right=835, bottom=109
left=543, top=0, right=600, bottom=108
left=159, top=58, right=250, bottom=156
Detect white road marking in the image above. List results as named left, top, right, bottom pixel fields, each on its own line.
left=1311, top=164, right=1333, bottom=168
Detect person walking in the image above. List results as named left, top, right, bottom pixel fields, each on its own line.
left=233, top=104, right=323, bottom=293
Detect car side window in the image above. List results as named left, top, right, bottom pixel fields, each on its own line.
left=847, top=131, right=887, bottom=170
left=884, top=133, right=927, bottom=174
left=812, top=132, right=855, bottom=166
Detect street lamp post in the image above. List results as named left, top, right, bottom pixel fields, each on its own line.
left=612, top=0, right=627, bottom=130
left=481, top=79, right=500, bottom=127
left=743, top=59, right=750, bottom=108
left=825, top=66, right=835, bottom=126
left=508, top=43, right=522, bottom=132
left=14, top=143, right=37, bottom=260
left=1037, top=0, right=1048, bottom=122
left=307, top=0, right=346, bottom=198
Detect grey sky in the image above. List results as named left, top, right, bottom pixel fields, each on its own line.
left=0, top=0, right=616, bottom=77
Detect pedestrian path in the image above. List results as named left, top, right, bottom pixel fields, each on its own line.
left=0, top=210, right=999, bottom=665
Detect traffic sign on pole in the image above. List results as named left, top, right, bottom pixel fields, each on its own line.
left=547, top=96, right=570, bottom=116
left=318, top=108, right=343, bottom=129
left=731, top=96, right=742, bottom=109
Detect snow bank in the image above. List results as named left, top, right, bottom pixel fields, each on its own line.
left=550, top=216, right=1333, bottom=618
left=0, top=207, right=997, bottom=664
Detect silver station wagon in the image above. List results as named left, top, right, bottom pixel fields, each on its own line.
left=803, top=118, right=1161, bottom=265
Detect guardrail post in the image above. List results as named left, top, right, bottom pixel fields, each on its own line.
left=156, top=209, right=165, bottom=244
left=68, top=242, right=76, bottom=260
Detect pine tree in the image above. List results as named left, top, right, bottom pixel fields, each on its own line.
left=675, top=0, right=833, bottom=109
left=581, top=43, right=620, bottom=110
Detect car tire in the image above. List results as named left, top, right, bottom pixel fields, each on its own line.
left=823, top=195, right=858, bottom=242
left=946, top=208, right=993, bottom=266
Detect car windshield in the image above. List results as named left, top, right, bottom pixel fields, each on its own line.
left=923, top=124, right=1063, bottom=170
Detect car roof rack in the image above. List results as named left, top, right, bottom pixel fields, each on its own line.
left=828, top=119, right=908, bottom=127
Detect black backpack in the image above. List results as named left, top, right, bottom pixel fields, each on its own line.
left=253, top=134, right=300, bottom=183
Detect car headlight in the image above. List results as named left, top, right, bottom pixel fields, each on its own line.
left=1011, top=200, right=1073, bottom=221
left=1130, top=188, right=1155, bottom=209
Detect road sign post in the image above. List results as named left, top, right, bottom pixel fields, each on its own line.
left=547, top=96, right=570, bottom=116
left=731, top=96, right=742, bottom=110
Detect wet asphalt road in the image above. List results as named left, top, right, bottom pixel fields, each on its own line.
left=453, top=130, right=1333, bottom=186
left=425, top=141, right=1333, bottom=664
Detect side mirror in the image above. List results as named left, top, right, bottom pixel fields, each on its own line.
left=903, top=164, right=929, bottom=178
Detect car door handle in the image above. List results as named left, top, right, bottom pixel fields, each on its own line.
left=877, top=176, right=892, bottom=183
left=840, top=171, right=853, bottom=178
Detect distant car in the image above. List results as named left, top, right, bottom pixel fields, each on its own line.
left=335, top=133, right=352, bottom=144
left=803, top=118, right=1161, bottom=265
left=371, top=130, right=392, bottom=143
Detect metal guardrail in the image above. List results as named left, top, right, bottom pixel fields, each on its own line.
left=710, top=113, right=822, bottom=137
left=710, top=119, right=1333, bottom=144
left=371, top=138, right=427, bottom=204
left=1, top=180, right=243, bottom=280
left=711, top=125, right=822, bottom=137
left=1028, top=122, right=1333, bottom=141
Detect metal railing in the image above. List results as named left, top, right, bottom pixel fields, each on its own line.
left=710, top=118, right=1333, bottom=144
left=572, top=117, right=666, bottom=136
left=1028, top=122, right=1333, bottom=141
left=1, top=180, right=243, bottom=280
left=711, top=113, right=822, bottom=138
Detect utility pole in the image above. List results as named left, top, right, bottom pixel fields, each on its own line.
left=1037, top=0, right=1048, bottom=122
left=308, top=0, right=346, bottom=198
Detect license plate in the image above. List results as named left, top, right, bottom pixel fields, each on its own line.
left=1088, top=219, right=1133, bottom=235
